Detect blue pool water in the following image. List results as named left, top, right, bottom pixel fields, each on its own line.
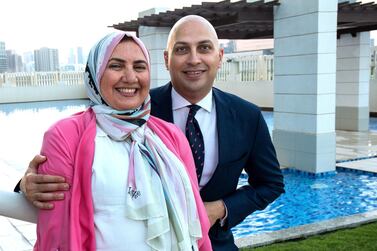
left=1, top=101, right=377, bottom=239
left=232, top=169, right=377, bottom=237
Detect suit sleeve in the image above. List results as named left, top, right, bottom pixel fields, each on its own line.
left=222, top=111, right=285, bottom=230
left=35, top=125, right=74, bottom=250
left=13, top=180, right=22, bottom=193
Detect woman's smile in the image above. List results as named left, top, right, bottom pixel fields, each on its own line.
left=116, top=87, right=138, bottom=96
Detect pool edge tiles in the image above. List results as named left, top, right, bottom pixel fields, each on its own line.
left=235, top=210, right=377, bottom=249
left=337, top=158, right=377, bottom=175
left=282, top=168, right=337, bottom=177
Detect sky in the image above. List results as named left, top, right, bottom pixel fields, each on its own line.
left=0, top=0, right=217, bottom=62
left=0, top=0, right=376, bottom=63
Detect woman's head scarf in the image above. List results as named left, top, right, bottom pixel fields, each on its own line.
left=84, top=31, right=151, bottom=140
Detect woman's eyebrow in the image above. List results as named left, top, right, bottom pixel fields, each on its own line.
left=108, top=58, right=147, bottom=64
left=108, top=57, right=125, bottom=63
left=134, top=60, right=148, bottom=64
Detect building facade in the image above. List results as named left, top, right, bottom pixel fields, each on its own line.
left=77, top=47, right=84, bottom=65
left=23, top=51, right=35, bottom=72
left=6, top=50, right=23, bottom=72
left=0, top=42, right=7, bottom=73
left=34, top=47, right=59, bottom=72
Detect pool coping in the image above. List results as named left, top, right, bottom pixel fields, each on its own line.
left=235, top=210, right=377, bottom=248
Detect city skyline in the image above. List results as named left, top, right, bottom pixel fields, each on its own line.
left=0, top=0, right=216, bottom=56
left=0, top=44, right=87, bottom=73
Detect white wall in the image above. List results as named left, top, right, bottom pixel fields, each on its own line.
left=215, top=79, right=377, bottom=113
left=215, top=80, right=377, bottom=114
left=0, top=85, right=87, bottom=104
left=215, top=80, right=274, bottom=108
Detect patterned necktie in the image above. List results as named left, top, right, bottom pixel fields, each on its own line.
left=185, top=105, right=205, bottom=182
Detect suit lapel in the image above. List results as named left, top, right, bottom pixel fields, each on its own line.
left=200, top=88, right=237, bottom=199
left=150, top=83, right=174, bottom=123
left=213, top=88, right=237, bottom=167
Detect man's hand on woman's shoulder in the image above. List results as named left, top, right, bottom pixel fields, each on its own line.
left=20, top=155, right=69, bottom=210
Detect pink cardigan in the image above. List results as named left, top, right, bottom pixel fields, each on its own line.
left=35, top=108, right=211, bottom=251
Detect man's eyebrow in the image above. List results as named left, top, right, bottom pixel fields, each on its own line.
left=173, top=40, right=214, bottom=46
left=198, top=40, right=213, bottom=44
left=173, top=42, right=189, bottom=46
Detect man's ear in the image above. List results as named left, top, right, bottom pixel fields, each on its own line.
left=164, top=50, right=169, bottom=70
left=217, top=48, right=224, bottom=69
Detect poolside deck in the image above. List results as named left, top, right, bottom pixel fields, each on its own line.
left=336, top=130, right=377, bottom=174
left=1, top=129, right=377, bottom=250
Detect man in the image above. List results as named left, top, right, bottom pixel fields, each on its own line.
left=17, top=15, right=284, bottom=250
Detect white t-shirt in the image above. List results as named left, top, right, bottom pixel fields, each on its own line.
left=91, top=126, right=178, bottom=250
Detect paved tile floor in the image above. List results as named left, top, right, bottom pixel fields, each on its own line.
left=336, top=130, right=377, bottom=161
left=1, top=129, right=377, bottom=250
left=336, top=130, right=377, bottom=173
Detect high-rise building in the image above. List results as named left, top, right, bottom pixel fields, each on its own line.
left=34, top=47, right=59, bottom=71
left=0, top=42, right=7, bottom=73
left=68, top=48, right=76, bottom=65
left=23, top=51, right=35, bottom=72
left=77, top=46, right=84, bottom=65
left=6, top=50, right=23, bottom=72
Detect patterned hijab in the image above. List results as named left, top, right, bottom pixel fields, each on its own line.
left=85, top=31, right=151, bottom=136
left=84, top=32, right=201, bottom=250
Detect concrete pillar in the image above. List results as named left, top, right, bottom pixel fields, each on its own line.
left=137, top=8, right=171, bottom=88
left=336, top=32, right=371, bottom=131
left=273, top=0, right=338, bottom=173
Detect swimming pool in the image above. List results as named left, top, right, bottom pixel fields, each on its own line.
left=1, top=100, right=377, bottom=239
left=232, top=168, right=377, bottom=238
left=232, top=111, right=377, bottom=238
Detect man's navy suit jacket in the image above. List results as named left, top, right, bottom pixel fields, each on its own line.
left=150, top=83, right=285, bottom=251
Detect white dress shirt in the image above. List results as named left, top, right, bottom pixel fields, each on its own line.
left=171, top=88, right=219, bottom=189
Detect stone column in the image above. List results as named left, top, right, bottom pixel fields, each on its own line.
left=137, top=9, right=171, bottom=88
left=336, top=32, right=371, bottom=131
left=273, top=0, right=338, bottom=173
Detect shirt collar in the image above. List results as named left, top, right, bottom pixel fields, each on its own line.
left=171, top=87, right=213, bottom=113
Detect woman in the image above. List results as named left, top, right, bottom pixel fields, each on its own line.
left=34, top=32, right=211, bottom=251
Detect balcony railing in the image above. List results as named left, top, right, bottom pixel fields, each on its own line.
left=216, top=54, right=274, bottom=82
left=1, top=47, right=376, bottom=87
left=216, top=48, right=377, bottom=82
left=0, top=71, right=85, bottom=86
